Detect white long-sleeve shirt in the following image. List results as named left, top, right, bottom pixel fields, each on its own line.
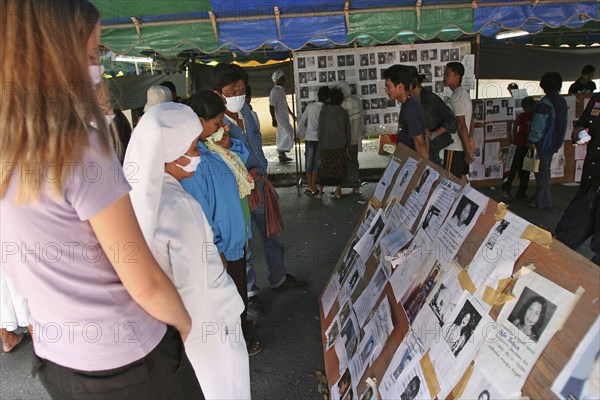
left=298, top=101, right=324, bottom=141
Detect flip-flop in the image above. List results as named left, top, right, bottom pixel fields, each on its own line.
left=247, top=340, right=263, bottom=356
left=304, top=188, right=316, bottom=196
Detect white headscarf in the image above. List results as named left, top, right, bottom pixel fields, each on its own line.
left=124, top=102, right=202, bottom=248
left=271, top=70, right=284, bottom=83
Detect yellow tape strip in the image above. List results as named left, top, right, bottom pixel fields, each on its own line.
left=420, top=351, right=441, bottom=398
left=458, top=269, right=477, bottom=294
left=494, top=203, right=509, bottom=221
left=482, top=285, right=517, bottom=307
left=451, top=363, right=475, bottom=399
left=370, top=197, right=383, bottom=210
left=521, top=225, right=552, bottom=249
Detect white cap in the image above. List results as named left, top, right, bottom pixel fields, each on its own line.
left=271, top=70, right=285, bottom=83
left=144, top=85, right=172, bottom=112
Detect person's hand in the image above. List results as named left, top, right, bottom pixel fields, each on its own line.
left=464, top=151, right=475, bottom=164
left=571, top=127, right=587, bottom=143
left=272, top=119, right=277, bottom=128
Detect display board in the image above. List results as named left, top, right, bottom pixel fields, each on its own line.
left=319, top=144, right=599, bottom=400
left=293, top=42, right=472, bottom=136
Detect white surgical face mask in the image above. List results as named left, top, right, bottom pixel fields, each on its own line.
left=176, top=154, right=201, bottom=173
left=88, top=64, right=105, bottom=85
left=224, top=94, right=245, bottom=113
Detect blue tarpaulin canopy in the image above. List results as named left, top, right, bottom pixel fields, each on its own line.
left=91, top=0, right=600, bottom=58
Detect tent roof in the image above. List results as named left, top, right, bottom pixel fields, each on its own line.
left=92, top=0, right=599, bottom=58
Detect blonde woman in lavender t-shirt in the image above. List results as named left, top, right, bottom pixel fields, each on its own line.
left=0, top=1, right=203, bottom=399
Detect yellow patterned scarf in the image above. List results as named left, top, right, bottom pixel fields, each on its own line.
left=205, top=128, right=255, bottom=198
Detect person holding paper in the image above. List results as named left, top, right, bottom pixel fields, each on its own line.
left=555, top=92, right=600, bottom=265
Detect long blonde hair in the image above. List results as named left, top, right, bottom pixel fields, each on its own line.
left=0, top=0, right=111, bottom=202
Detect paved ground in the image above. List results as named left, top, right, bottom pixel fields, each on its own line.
left=1, top=141, right=593, bottom=399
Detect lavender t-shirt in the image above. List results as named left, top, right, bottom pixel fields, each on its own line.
left=1, top=131, right=166, bottom=371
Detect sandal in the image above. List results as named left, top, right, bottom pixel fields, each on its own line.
left=2, top=332, right=26, bottom=353
left=247, top=340, right=263, bottom=356
left=351, top=188, right=362, bottom=195
left=304, top=188, right=316, bottom=196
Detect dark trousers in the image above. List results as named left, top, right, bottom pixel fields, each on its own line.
left=32, top=326, right=204, bottom=400
left=555, top=186, right=600, bottom=266
left=444, top=150, right=469, bottom=179
left=532, top=150, right=554, bottom=208
left=502, top=146, right=530, bottom=196
left=227, top=256, right=248, bottom=323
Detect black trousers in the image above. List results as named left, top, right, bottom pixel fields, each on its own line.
left=32, top=326, right=204, bottom=400
left=555, top=185, right=600, bottom=266
left=502, top=146, right=530, bottom=196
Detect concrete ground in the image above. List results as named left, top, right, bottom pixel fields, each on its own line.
left=1, top=140, right=594, bottom=399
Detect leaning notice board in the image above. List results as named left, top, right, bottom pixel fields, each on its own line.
left=319, top=144, right=600, bottom=400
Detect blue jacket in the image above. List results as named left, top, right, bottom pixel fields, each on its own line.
left=528, top=91, right=568, bottom=153
left=224, top=104, right=268, bottom=175
left=181, top=139, right=250, bottom=260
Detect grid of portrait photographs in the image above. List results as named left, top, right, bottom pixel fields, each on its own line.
left=294, top=43, right=470, bottom=135
left=320, top=151, right=584, bottom=400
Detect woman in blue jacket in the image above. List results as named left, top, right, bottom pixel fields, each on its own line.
left=181, top=91, right=261, bottom=355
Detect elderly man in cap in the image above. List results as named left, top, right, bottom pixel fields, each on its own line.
left=269, top=70, right=297, bottom=162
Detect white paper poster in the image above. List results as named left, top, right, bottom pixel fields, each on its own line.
left=552, top=316, right=600, bottom=400
left=484, top=98, right=515, bottom=123
left=322, top=276, right=341, bottom=319
left=575, top=159, right=584, bottom=182
left=484, top=142, right=500, bottom=163
left=429, top=293, right=494, bottom=399
left=457, top=364, right=509, bottom=400
left=467, top=212, right=530, bottom=309
left=378, top=357, right=432, bottom=400
left=389, top=249, right=432, bottom=304
left=379, top=332, right=426, bottom=396
left=388, top=158, right=419, bottom=202
left=477, top=269, right=579, bottom=398
left=436, top=186, right=489, bottom=263
left=353, top=263, right=390, bottom=327
left=575, top=143, right=587, bottom=160
left=473, top=127, right=484, bottom=164
left=354, top=209, right=386, bottom=264
left=374, top=159, right=401, bottom=203
left=415, top=178, right=463, bottom=242
left=400, top=167, right=440, bottom=230
left=484, top=122, right=508, bottom=141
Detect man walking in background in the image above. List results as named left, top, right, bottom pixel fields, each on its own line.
left=270, top=70, right=296, bottom=162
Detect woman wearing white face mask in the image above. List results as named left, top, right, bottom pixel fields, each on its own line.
left=125, top=102, right=249, bottom=400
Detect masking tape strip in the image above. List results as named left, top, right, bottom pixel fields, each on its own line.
left=364, top=377, right=380, bottom=400
left=521, top=224, right=552, bottom=249
left=494, top=203, right=509, bottom=221
left=458, top=269, right=477, bottom=295
left=420, top=352, right=441, bottom=398
left=555, top=286, right=586, bottom=331
left=451, top=363, right=475, bottom=400
left=497, top=277, right=512, bottom=293
left=482, top=285, right=517, bottom=307
left=513, top=264, right=536, bottom=279
left=370, top=197, right=383, bottom=210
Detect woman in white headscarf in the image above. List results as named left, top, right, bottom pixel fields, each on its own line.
left=125, top=102, right=250, bottom=400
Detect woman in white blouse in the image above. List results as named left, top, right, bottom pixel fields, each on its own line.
left=125, top=102, right=250, bottom=399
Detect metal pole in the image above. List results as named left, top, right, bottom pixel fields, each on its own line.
left=289, top=52, right=302, bottom=195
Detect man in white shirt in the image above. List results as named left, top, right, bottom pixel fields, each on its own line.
left=269, top=70, right=296, bottom=162
left=443, top=62, right=474, bottom=180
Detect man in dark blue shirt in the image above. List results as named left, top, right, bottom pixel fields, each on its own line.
left=382, top=65, right=428, bottom=160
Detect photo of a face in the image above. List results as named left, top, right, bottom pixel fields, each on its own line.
left=360, top=54, right=369, bottom=66
left=318, top=56, right=327, bottom=68
left=368, top=68, right=377, bottom=80
left=361, top=85, right=369, bottom=96
left=300, top=87, right=309, bottom=99
left=298, top=57, right=306, bottom=69
left=378, top=52, right=386, bottom=64
left=319, top=71, right=327, bottom=83
left=338, top=55, right=346, bottom=67
left=362, top=99, right=371, bottom=110
left=450, top=48, right=460, bottom=61
left=451, top=196, right=479, bottom=227
left=429, top=49, right=437, bottom=60
left=299, top=72, right=307, bottom=84
left=369, top=53, right=376, bottom=65
left=328, top=71, right=336, bottom=82
left=369, top=84, right=378, bottom=95
left=441, top=49, right=449, bottom=62
left=327, top=55, right=334, bottom=68
left=400, top=51, right=408, bottom=62
left=306, top=57, right=315, bottom=68
left=420, top=50, right=429, bottom=61
left=508, top=286, right=556, bottom=343
left=346, top=54, right=355, bottom=66
left=338, top=70, right=346, bottom=81
left=307, top=71, right=316, bottom=82
left=359, top=69, right=368, bottom=81
left=443, top=299, right=482, bottom=357
left=408, top=50, right=417, bottom=62
left=350, top=84, right=357, bottom=95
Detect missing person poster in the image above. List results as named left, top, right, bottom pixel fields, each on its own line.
left=477, top=269, right=580, bottom=398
